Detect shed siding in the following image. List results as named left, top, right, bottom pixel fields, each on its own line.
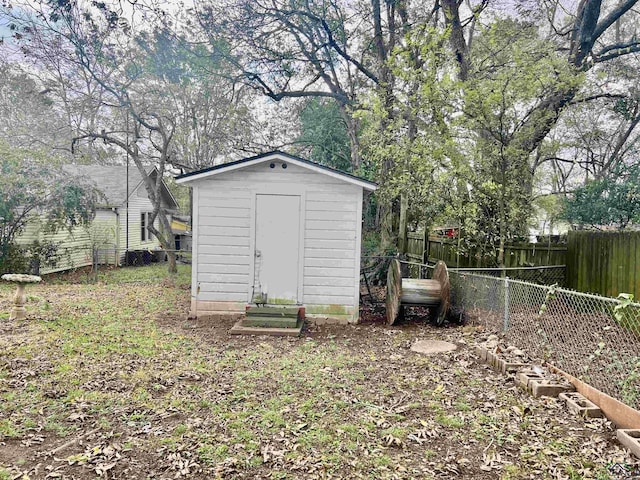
left=192, top=161, right=361, bottom=319
left=304, top=188, right=359, bottom=309
left=194, top=182, right=252, bottom=304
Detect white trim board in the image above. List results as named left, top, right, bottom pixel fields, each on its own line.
left=176, top=152, right=377, bottom=192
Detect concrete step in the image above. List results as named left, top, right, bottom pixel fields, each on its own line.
left=243, top=315, right=299, bottom=328
left=246, top=306, right=300, bottom=318
left=230, top=318, right=304, bottom=337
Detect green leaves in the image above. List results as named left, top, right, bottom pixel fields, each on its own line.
left=296, top=98, right=351, bottom=173
left=562, top=163, right=640, bottom=229
left=0, top=141, right=99, bottom=273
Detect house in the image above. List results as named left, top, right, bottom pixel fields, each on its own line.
left=16, top=164, right=178, bottom=274
left=171, top=215, right=192, bottom=252
left=175, top=151, right=377, bottom=324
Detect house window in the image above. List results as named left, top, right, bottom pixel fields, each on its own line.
left=141, top=212, right=153, bottom=242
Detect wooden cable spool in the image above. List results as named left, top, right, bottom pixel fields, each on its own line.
left=386, top=259, right=450, bottom=326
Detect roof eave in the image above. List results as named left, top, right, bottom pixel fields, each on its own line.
left=175, top=152, right=377, bottom=191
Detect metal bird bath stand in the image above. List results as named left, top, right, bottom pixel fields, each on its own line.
left=1, top=274, right=42, bottom=320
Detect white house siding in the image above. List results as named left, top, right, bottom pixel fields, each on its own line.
left=15, top=209, right=118, bottom=274
left=116, top=187, right=162, bottom=262
left=190, top=161, right=362, bottom=322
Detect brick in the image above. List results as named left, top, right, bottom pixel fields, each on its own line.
left=515, top=371, right=546, bottom=390
left=617, top=430, right=640, bottom=459
left=485, top=352, right=496, bottom=366
left=501, top=361, right=529, bottom=374
left=474, top=346, right=488, bottom=361
left=530, top=379, right=574, bottom=398
left=491, top=356, right=505, bottom=372
left=559, top=392, right=603, bottom=418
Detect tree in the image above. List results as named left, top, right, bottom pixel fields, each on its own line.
left=563, top=163, right=640, bottom=229
left=445, top=0, right=640, bottom=179
left=5, top=1, right=250, bottom=273
left=196, top=0, right=422, bottom=172
left=295, top=98, right=351, bottom=172
left=544, top=61, right=640, bottom=193
left=357, top=22, right=458, bottom=235
left=0, top=141, right=99, bottom=273
left=454, top=18, right=578, bottom=266
left=0, top=61, right=73, bottom=154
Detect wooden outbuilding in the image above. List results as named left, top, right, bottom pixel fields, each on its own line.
left=175, top=151, right=377, bottom=324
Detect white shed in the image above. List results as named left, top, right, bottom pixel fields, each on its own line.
left=175, top=151, right=377, bottom=325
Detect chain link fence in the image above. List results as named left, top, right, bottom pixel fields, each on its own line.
left=443, top=268, right=640, bottom=410
left=449, top=265, right=566, bottom=286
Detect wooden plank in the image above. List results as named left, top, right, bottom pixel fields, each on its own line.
left=304, top=276, right=354, bottom=287
left=306, top=210, right=356, bottom=221
left=198, top=191, right=251, bottom=202
left=304, top=248, right=355, bottom=259
left=304, top=266, right=354, bottom=278
left=197, top=273, right=249, bottom=284
left=198, top=254, right=251, bottom=265
left=305, top=258, right=355, bottom=268
left=306, top=219, right=357, bottom=231
left=306, top=200, right=357, bottom=212
left=305, top=192, right=359, bottom=203
left=198, top=226, right=250, bottom=238
left=198, top=291, right=247, bottom=302
left=566, top=231, right=640, bottom=298
left=305, top=229, right=356, bottom=240
left=302, top=294, right=353, bottom=304
left=200, top=235, right=251, bottom=247
left=305, top=239, right=356, bottom=250
left=198, top=282, right=248, bottom=293
left=386, top=259, right=401, bottom=325
left=304, top=285, right=355, bottom=296
left=199, top=216, right=250, bottom=228
left=198, top=245, right=251, bottom=256
left=198, top=264, right=250, bottom=274
left=199, top=206, right=251, bottom=218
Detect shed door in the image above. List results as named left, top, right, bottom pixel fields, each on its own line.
left=254, top=194, right=301, bottom=303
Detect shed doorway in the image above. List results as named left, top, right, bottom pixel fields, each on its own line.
left=254, top=194, right=301, bottom=304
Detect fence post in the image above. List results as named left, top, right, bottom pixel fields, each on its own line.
left=398, top=193, right=408, bottom=254
left=503, top=276, right=510, bottom=332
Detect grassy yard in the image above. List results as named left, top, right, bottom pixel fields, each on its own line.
left=0, top=264, right=637, bottom=479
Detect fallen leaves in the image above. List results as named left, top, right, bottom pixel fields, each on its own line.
left=0, top=274, right=639, bottom=479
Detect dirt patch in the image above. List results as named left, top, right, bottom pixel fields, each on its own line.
left=410, top=340, right=458, bottom=354
left=0, top=276, right=639, bottom=479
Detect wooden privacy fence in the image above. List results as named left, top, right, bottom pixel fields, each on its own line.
left=405, top=232, right=567, bottom=269
left=566, top=230, right=640, bottom=299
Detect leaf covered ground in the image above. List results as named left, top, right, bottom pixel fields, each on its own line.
left=0, top=265, right=638, bottom=479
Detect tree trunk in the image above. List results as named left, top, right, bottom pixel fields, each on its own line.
left=498, top=155, right=507, bottom=270
left=167, top=250, right=177, bottom=274
left=339, top=106, right=362, bottom=171
left=398, top=192, right=408, bottom=253
left=380, top=201, right=395, bottom=252
left=442, top=0, right=470, bottom=81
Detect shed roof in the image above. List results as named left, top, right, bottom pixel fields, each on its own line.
left=175, top=151, right=377, bottom=191
left=64, top=164, right=178, bottom=209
